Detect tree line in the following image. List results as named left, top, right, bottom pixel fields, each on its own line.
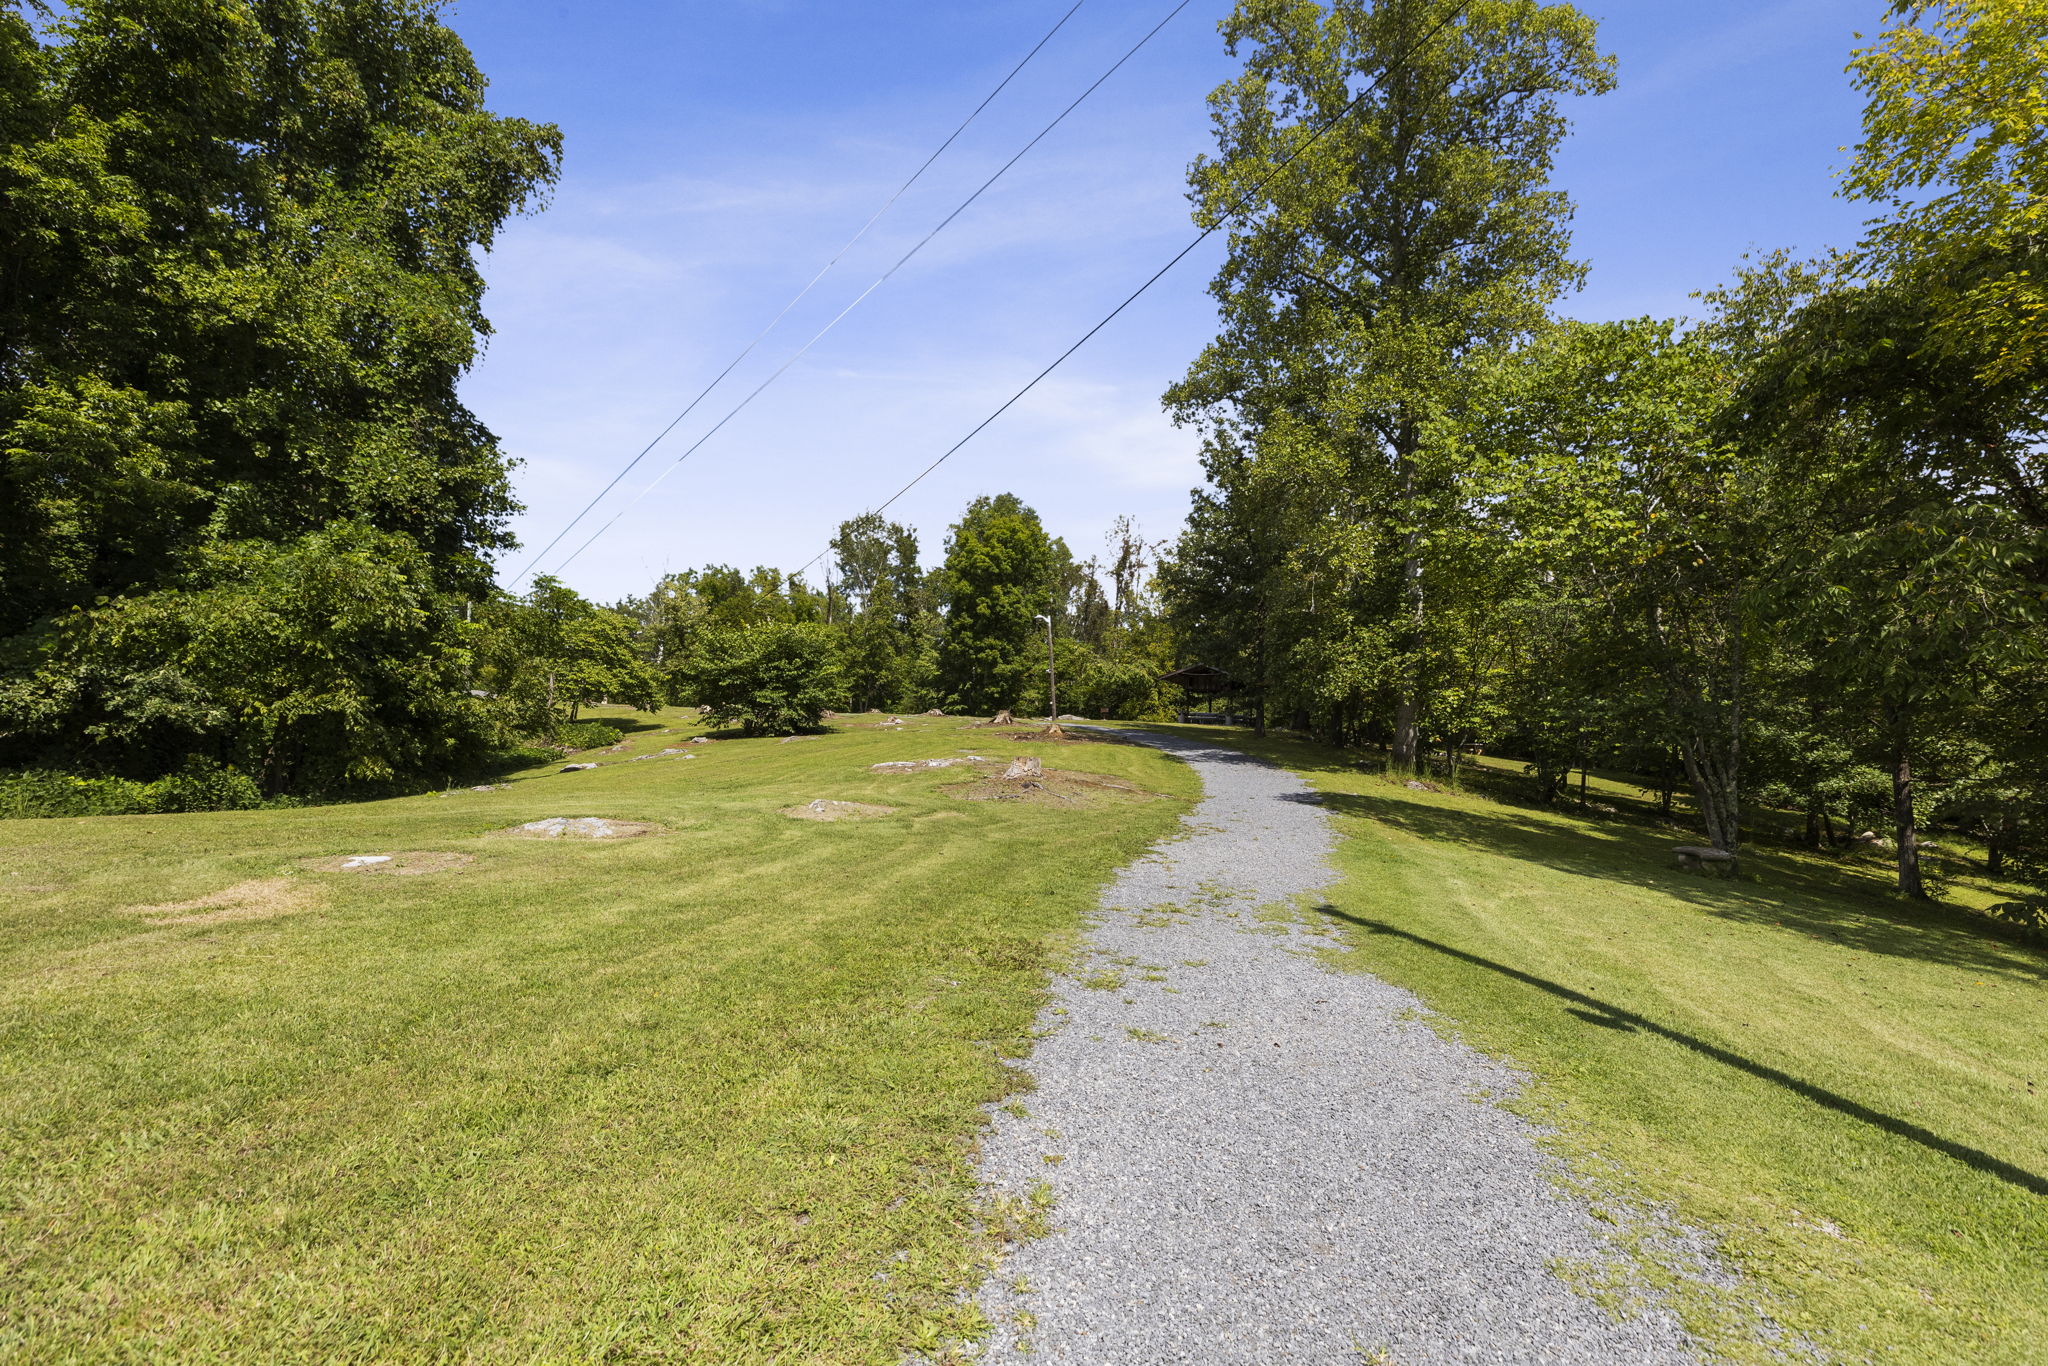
left=1158, top=0, right=2046, bottom=904
left=478, top=499, right=1174, bottom=739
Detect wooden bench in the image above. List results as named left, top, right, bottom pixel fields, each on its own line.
left=1674, top=845, right=1738, bottom=877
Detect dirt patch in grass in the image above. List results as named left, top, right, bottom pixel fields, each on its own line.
left=299, top=852, right=478, bottom=875
left=780, top=800, right=897, bottom=822
left=942, top=769, right=1159, bottom=807
left=500, top=818, right=664, bottom=840
left=993, top=728, right=1134, bottom=745
left=130, top=878, right=324, bottom=926
left=870, top=757, right=990, bottom=773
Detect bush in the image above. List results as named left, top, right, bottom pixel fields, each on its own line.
left=682, top=623, right=841, bottom=736
left=0, top=770, right=156, bottom=818
left=555, top=720, right=626, bottom=752
left=0, top=759, right=265, bottom=819
left=152, top=759, right=264, bottom=813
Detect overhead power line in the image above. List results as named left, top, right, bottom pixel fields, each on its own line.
left=795, top=2, right=1471, bottom=584
left=506, top=0, right=1090, bottom=587
left=538, top=0, right=1197, bottom=582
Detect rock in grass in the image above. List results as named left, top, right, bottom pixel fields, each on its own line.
left=870, top=757, right=987, bottom=773
left=510, top=817, right=660, bottom=840
left=1674, top=845, right=1738, bottom=877
left=560, top=762, right=599, bottom=773
left=300, top=851, right=477, bottom=875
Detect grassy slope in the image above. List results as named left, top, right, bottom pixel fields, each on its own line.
left=0, top=711, right=1197, bottom=1365
left=1152, top=725, right=2047, bottom=1365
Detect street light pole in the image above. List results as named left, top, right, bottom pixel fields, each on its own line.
left=1033, top=613, right=1058, bottom=725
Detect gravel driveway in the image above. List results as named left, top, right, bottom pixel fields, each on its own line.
left=965, top=730, right=1703, bottom=1364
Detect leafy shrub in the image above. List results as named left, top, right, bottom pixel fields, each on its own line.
left=0, top=770, right=157, bottom=818
left=152, top=759, right=264, bottom=813
left=682, top=623, right=841, bottom=736
left=1985, top=899, right=2048, bottom=942
left=0, top=759, right=265, bottom=819
left=555, top=720, right=626, bottom=752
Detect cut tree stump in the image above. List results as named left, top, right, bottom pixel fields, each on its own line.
left=1674, top=845, right=1738, bottom=877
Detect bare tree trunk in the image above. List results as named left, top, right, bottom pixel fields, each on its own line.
left=1255, top=613, right=1268, bottom=738
left=1677, top=736, right=1741, bottom=859
left=1391, top=439, right=1424, bottom=770
left=1889, top=714, right=1925, bottom=899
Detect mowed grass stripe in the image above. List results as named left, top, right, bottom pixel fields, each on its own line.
left=0, top=710, right=1197, bottom=1363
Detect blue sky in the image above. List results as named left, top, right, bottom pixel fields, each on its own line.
left=451, top=0, right=1883, bottom=602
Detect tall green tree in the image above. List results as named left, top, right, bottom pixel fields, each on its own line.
left=0, top=0, right=559, bottom=791
left=830, top=513, right=934, bottom=711
left=1167, top=0, right=1611, bottom=767
left=935, top=494, right=1064, bottom=715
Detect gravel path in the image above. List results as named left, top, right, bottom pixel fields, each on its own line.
left=966, top=731, right=1702, bottom=1365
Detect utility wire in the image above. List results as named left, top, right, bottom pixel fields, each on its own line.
left=507, top=0, right=1089, bottom=587
left=538, top=0, right=1196, bottom=581
left=794, top=2, right=1471, bottom=583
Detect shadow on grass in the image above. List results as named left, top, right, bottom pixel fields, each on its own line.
left=1314, top=786, right=2048, bottom=984
left=1321, top=906, right=2048, bottom=1200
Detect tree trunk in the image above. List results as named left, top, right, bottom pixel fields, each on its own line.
left=1677, top=734, right=1741, bottom=860
left=1889, top=718, right=1925, bottom=899
left=1804, top=798, right=1822, bottom=850
left=1390, top=437, right=1424, bottom=770
left=1988, top=810, right=2014, bottom=876
left=1821, top=805, right=1839, bottom=849
left=1254, top=617, right=1268, bottom=738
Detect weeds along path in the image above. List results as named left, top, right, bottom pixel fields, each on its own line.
left=966, top=730, right=1704, bottom=1365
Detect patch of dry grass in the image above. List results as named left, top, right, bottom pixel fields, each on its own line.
left=129, top=877, right=323, bottom=925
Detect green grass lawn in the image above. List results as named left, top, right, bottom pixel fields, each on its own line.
left=1150, top=724, right=2048, bottom=1365
left=0, top=711, right=1197, bottom=1364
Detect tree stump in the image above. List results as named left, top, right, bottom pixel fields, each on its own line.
left=1003, top=756, right=1043, bottom=781
left=992, top=709, right=1014, bottom=725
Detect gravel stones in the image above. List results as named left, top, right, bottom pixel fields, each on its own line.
left=965, top=730, right=1705, bottom=1365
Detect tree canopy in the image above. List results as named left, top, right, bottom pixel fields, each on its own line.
left=0, top=0, right=559, bottom=794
